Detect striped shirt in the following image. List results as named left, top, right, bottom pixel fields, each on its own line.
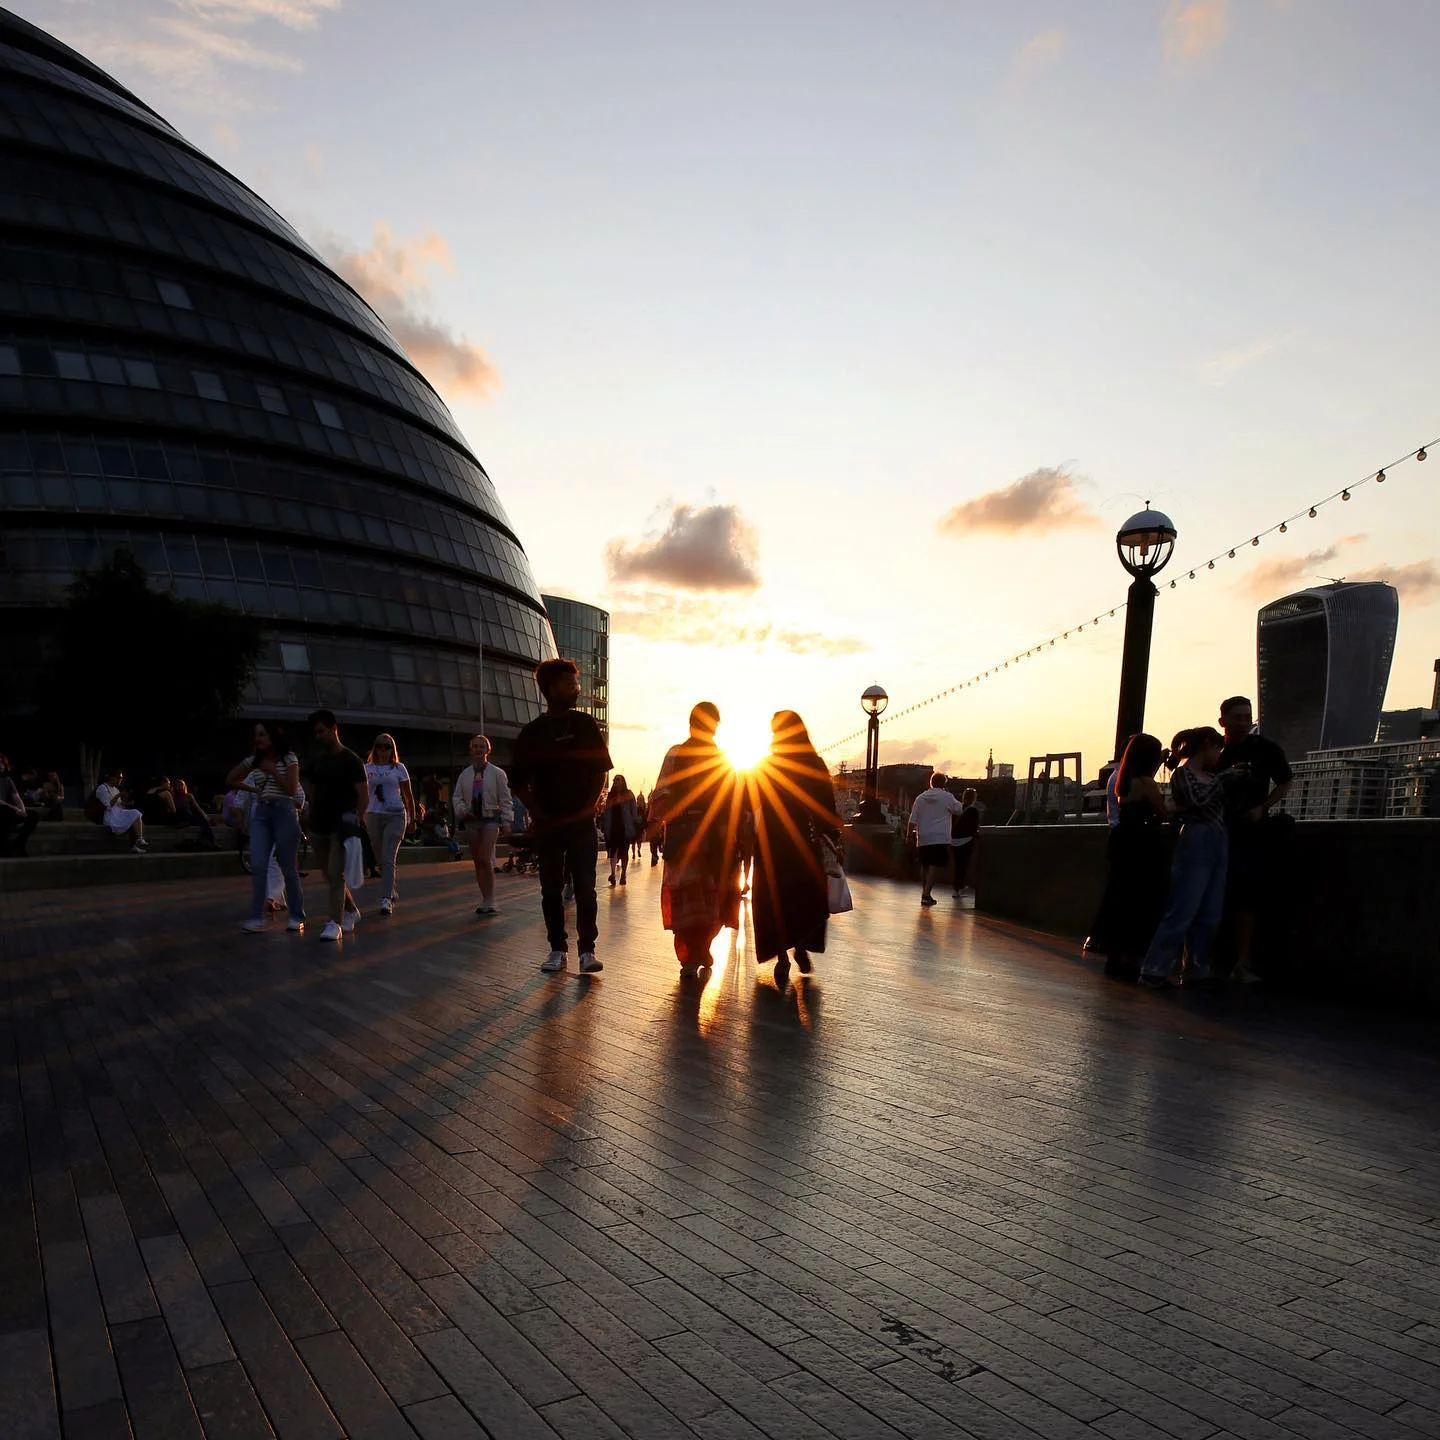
left=246, top=752, right=298, bottom=803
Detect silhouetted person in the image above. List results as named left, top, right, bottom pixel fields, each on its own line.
left=228, top=721, right=303, bottom=931
left=1216, top=695, right=1293, bottom=983
left=648, top=704, right=743, bottom=975
left=510, top=658, right=611, bottom=975
left=907, top=773, right=961, bottom=906
left=1090, top=733, right=1169, bottom=981
left=306, top=709, right=369, bottom=942
left=603, top=774, right=638, bottom=886
left=1140, top=727, right=1239, bottom=988
left=751, top=711, right=841, bottom=982
left=950, top=787, right=980, bottom=897
left=0, top=754, right=39, bottom=856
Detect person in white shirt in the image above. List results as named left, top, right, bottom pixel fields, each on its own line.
left=364, top=733, right=415, bottom=916
left=907, top=773, right=963, bottom=907
left=453, top=734, right=513, bottom=916
left=94, top=770, right=147, bottom=852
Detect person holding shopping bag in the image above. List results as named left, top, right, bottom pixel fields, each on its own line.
left=453, top=734, right=513, bottom=916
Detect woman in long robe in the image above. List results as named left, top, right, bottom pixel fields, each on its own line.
left=751, top=711, right=841, bottom=974
left=648, top=703, right=743, bottom=972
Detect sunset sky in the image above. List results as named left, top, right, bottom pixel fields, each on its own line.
left=26, top=0, right=1440, bottom=787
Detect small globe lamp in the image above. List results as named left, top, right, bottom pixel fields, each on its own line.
left=857, top=685, right=889, bottom=822
left=1112, top=509, right=1177, bottom=762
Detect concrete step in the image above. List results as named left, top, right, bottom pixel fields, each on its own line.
left=0, top=844, right=460, bottom=891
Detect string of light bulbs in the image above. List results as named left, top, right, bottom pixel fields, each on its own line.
left=820, top=436, right=1435, bottom=756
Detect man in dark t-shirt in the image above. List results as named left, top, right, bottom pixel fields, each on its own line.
left=306, top=709, right=368, bottom=942
left=1216, top=695, right=1293, bottom=980
left=509, top=659, right=612, bottom=975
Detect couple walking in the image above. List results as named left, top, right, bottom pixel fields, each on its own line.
left=649, top=704, right=841, bottom=979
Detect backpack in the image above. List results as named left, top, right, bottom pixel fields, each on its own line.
left=84, top=789, right=105, bottom=824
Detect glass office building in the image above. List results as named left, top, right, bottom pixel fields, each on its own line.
left=1257, top=581, right=1398, bottom=760
left=0, top=11, right=554, bottom=768
left=541, top=595, right=609, bottom=737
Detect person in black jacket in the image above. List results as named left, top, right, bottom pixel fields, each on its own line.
left=950, top=787, right=980, bottom=897
left=509, top=658, right=612, bottom=976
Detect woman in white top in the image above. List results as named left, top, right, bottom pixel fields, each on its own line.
left=453, top=734, right=513, bottom=916
left=226, top=721, right=305, bottom=933
left=364, top=733, right=415, bottom=915
left=94, top=770, right=147, bottom=851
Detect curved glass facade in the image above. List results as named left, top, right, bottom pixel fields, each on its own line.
left=541, top=595, right=610, bottom=737
left=0, top=10, right=554, bottom=761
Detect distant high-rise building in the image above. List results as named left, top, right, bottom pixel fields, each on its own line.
left=541, top=595, right=609, bottom=736
left=1257, top=581, right=1398, bottom=758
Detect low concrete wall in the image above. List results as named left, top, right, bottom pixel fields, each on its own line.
left=973, top=820, right=1440, bottom=1006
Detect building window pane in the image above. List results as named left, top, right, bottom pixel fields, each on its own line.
left=157, top=279, right=193, bottom=309
left=313, top=399, right=343, bottom=429
left=256, top=382, right=287, bottom=415
left=54, top=350, right=90, bottom=380
left=91, top=355, right=125, bottom=384
left=193, top=370, right=226, bottom=401
left=123, top=358, right=160, bottom=388
left=0, top=345, right=19, bottom=375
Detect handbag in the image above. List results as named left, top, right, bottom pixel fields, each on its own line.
left=827, top=872, right=854, bottom=914
left=343, top=835, right=365, bottom=889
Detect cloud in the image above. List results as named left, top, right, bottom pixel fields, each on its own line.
left=607, top=504, right=761, bottom=591
left=1349, top=561, right=1440, bottom=606
left=1163, top=0, right=1230, bottom=63
left=320, top=224, right=498, bottom=397
left=1199, top=334, right=1288, bottom=387
left=610, top=592, right=867, bottom=656
left=938, top=465, right=1098, bottom=537
left=50, top=1, right=342, bottom=115
left=1240, top=534, right=1368, bottom=597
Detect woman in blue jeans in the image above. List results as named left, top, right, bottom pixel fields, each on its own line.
left=1140, top=727, right=1240, bottom=988
left=227, top=721, right=306, bottom=933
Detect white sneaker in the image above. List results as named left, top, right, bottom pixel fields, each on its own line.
left=132, top=842, right=148, bottom=854
left=342, top=910, right=358, bottom=933
left=319, top=920, right=342, bottom=942
left=379, top=898, right=393, bottom=915
left=286, top=918, right=304, bottom=933
left=579, top=952, right=603, bottom=974
left=241, top=917, right=267, bottom=933
left=541, top=950, right=566, bottom=973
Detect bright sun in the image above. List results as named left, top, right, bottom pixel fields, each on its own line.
left=718, top=711, right=772, bottom=773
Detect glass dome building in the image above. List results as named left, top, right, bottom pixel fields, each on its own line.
left=0, top=8, right=554, bottom=768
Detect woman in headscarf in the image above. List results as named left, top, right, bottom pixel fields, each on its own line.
left=751, top=711, right=842, bottom=978
left=648, top=703, right=744, bottom=975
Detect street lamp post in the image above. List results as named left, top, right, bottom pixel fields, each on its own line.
left=1112, top=509, right=1177, bottom=762
left=857, top=684, right=888, bottom=822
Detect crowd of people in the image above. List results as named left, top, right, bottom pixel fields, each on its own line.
left=214, top=658, right=846, bottom=983
left=1088, top=694, right=1292, bottom=987
left=5, top=661, right=1295, bottom=994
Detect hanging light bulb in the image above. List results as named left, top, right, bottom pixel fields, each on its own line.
left=1208, top=560, right=1215, bottom=569
left=1228, top=549, right=1236, bottom=559
left=1169, top=579, right=1177, bottom=589
left=1419, top=447, right=1428, bottom=461
left=1189, top=570, right=1195, bottom=579
left=1252, top=537, right=1260, bottom=546
left=1309, top=507, right=1317, bottom=518
left=1376, top=469, right=1386, bottom=483
left=1279, top=522, right=1287, bottom=533
left=1342, top=489, right=1351, bottom=501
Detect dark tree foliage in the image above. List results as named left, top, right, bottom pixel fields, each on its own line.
left=43, top=549, right=265, bottom=776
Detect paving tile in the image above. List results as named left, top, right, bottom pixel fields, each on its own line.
left=183, top=1359, right=276, bottom=1440
left=0, top=1327, right=60, bottom=1440
left=403, top=1394, right=489, bottom=1440
left=140, top=1233, right=234, bottom=1370
left=295, top=1329, right=421, bottom=1440
left=110, top=1316, right=204, bottom=1439
left=43, top=1236, right=122, bottom=1413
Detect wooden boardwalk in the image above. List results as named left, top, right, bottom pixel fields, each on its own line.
left=3, top=859, right=1439, bottom=1439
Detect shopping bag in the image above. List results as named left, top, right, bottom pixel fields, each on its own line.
left=827, top=872, right=854, bottom=914
left=343, top=835, right=364, bottom=889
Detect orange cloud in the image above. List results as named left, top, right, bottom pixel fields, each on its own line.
left=1349, top=561, right=1440, bottom=606
left=322, top=224, right=498, bottom=397
left=610, top=591, right=867, bottom=655
left=607, top=504, right=760, bottom=591
left=939, top=466, right=1098, bottom=536
left=1164, top=0, right=1230, bottom=63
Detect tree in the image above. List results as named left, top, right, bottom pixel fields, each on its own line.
left=42, top=549, right=265, bottom=790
